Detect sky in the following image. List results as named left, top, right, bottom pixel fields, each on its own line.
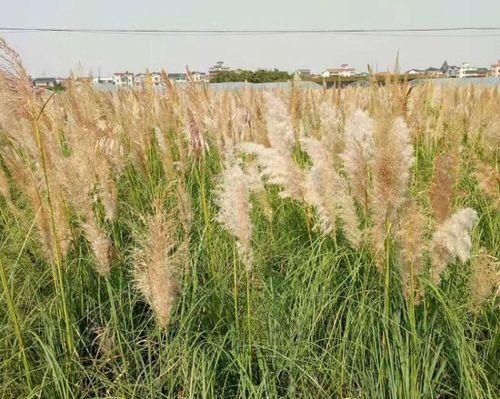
left=1, top=0, right=499, bottom=77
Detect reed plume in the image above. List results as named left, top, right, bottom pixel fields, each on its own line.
left=154, top=126, right=175, bottom=180
left=341, top=109, right=375, bottom=213
left=238, top=91, right=306, bottom=201
left=240, top=142, right=305, bottom=201
left=372, top=117, right=414, bottom=224
left=318, top=101, right=344, bottom=162
left=82, top=215, right=112, bottom=277
left=215, top=162, right=253, bottom=270
left=301, top=137, right=362, bottom=247
left=470, top=249, right=499, bottom=307
left=244, top=161, right=273, bottom=222
left=363, top=116, right=414, bottom=271
left=185, top=107, right=208, bottom=159
left=430, top=153, right=457, bottom=223
left=430, top=208, right=477, bottom=285
left=473, top=160, right=499, bottom=209
left=263, top=91, right=296, bottom=154
left=95, top=158, right=119, bottom=222
left=133, top=207, right=180, bottom=328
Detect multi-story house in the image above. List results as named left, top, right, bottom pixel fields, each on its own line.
left=190, top=71, right=208, bottom=83
left=113, top=72, right=134, bottom=87
left=133, top=72, right=163, bottom=88
left=458, top=63, right=489, bottom=78
left=322, top=64, right=356, bottom=78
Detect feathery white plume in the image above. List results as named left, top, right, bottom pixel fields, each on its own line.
left=215, top=163, right=253, bottom=270
left=133, top=210, right=180, bottom=328
left=319, top=102, right=344, bottom=160
left=430, top=208, right=478, bottom=285
left=373, top=116, right=414, bottom=223
left=263, top=91, right=295, bottom=154
left=240, top=142, right=305, bottom=201
left=301, top=137, right=362, bottom=247
left=341, top=109, right=375, bottom=211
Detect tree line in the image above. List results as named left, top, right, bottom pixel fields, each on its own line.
left=210, top=69, right=292, bottom=83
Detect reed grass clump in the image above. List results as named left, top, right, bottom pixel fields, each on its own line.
left=0, top=39, right=498, bottom=398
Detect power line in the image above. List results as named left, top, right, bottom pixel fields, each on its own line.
left=1, top=26, right=500, bottom=36
left=2, top=31, right=500, bottom=39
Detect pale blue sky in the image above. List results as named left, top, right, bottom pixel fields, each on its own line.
left=2, top=0, right=499, bottom=76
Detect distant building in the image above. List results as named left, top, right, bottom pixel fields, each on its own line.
left=33, top=77, right=57, bottom=88
left=406, top=68, right=425, bottom=75
left=189, top=71, right=208, bottom=82
left=458, top=63, right=473, bottom=78
left=93, top=76, right=114, bottom=85
left=134, top=72, right=162, bottom=87
left=209, top=61, right=231, bottom=77
left=113, top=72, right=134, bottom=87
left=440, top=60, right=449, bottom=74
left=295, top=68, right=311, bottom=77
left=407, top=67, right=444, bottom=77
left=445, top=66, right=460, bottom=78
left=168, top=73, right=187, bottom=83
left=491, top=60, right=500, bottom=77
left=440, top=60, right=459, bottom=77
left=424, top=67, right=444, bottom=77
left=476, top=68, right=490, bottom=77
left=322, top=64, right=356, bottom=78
left=458, top=62, right=489, bottom=78
left=134, top=73, right=144, bottom=86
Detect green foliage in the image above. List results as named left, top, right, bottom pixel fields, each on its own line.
left=210, top=69, right=292, bottom=83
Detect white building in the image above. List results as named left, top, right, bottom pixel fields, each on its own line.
left=491, top=60, right=500, bottom=77
left=113, top=72, right=134, bottom=87
left=209, top=61, right=231, bottom=77
left=457, top=63, right=488, bottom=78
left=190, top=71, right=208, bottom=82
left=93, top=76, right=114, bottom=85
left=322, top=64, right=356, bottom=78
left=458, top=63, right=475, bottom=78
left=406, top=69, right=425, bottom=75
left=133, top=72, right=162, bottom=87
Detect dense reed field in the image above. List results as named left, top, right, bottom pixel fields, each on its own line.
left=0, top=39, right=499, bottom=398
